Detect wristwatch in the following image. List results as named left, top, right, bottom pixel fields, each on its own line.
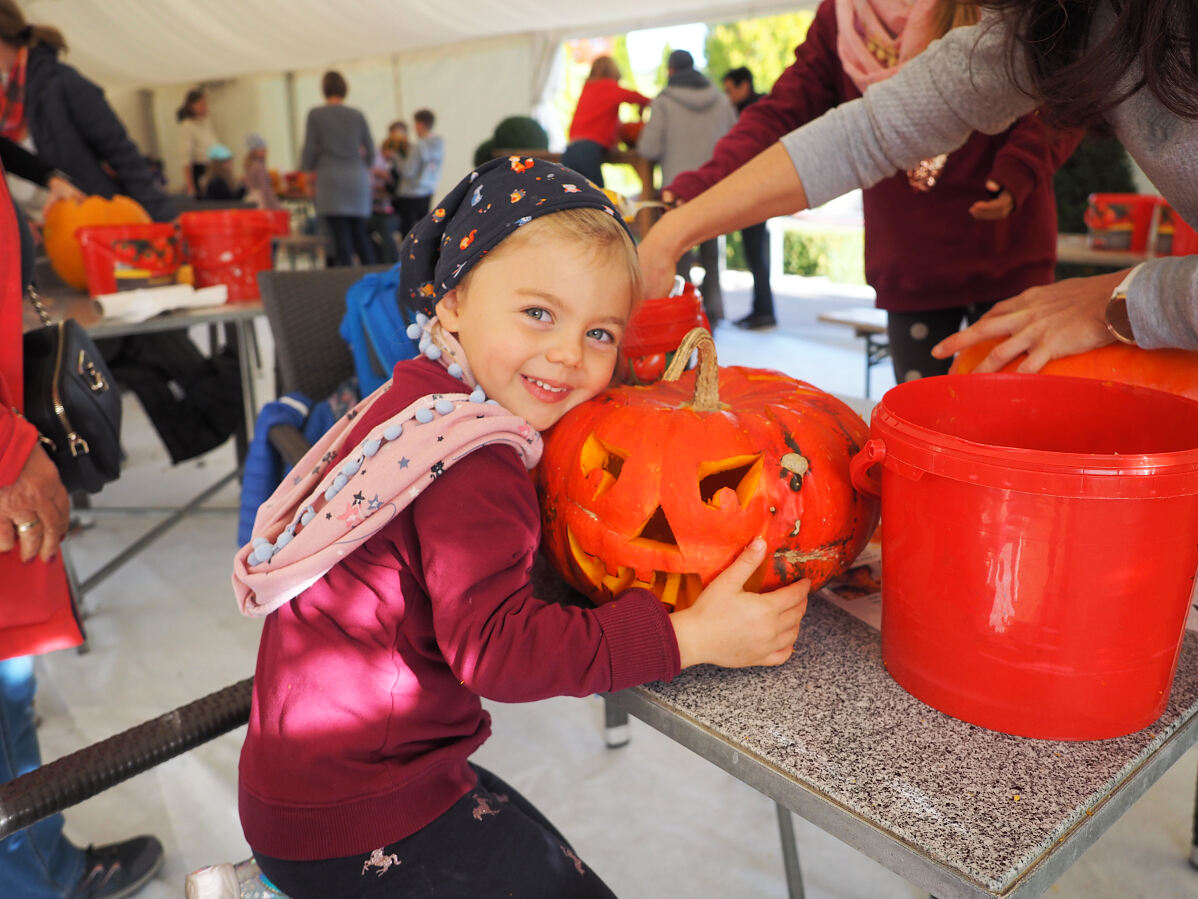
left=1105, top=265, right=1143, bottom=346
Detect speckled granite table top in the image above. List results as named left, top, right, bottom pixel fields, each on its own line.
left=618, top=596, right=1198, bottom=896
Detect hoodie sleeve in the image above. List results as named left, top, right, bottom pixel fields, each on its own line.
left=635, top=95, right=666, bottom=162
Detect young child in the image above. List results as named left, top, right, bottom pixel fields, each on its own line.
left=232, top=156, right=809, bottom=898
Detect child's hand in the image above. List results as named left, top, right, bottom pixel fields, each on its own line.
left=670, top=538, right=809, bottom=669
left=969, top=180, right=1015, bottom=220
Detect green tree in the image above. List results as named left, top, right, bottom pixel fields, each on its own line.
left=704, top=11, right=815, bottom=91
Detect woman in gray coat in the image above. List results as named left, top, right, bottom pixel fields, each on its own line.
left=300, top=70, right=376, bottom=267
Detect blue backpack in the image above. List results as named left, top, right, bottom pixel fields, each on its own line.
left=340, top=263, right=419, bottom=395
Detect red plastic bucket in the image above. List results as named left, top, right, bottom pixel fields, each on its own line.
left=621, top=282, right=710, bottom=384
left=1173, top=213, right=1198, bottom=257
left=850, top=374, right=1198, bottom=740
left=1084, top=192, right=1157, bottom=252
left=75, top=223, right=182, bottom=297
left=180, top=210, right=273, bottom=302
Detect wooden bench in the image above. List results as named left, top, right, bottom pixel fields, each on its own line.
left=817, top=306, right=889, bottom=397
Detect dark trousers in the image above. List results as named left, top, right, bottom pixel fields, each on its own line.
left=886, top=301, right=996, bottom=381
left=741, top=221, right=774, bottom=318
left=395, top=195, right=432, bottom=242
left=325, top=215, right=376, bottom=267
left=254, top=764, right=617, bottom=899
left=560, top=139, right=606, bottom=187
left=678, top=238, right=724, bottom=323
left=368, top=212, right=401, bottom=264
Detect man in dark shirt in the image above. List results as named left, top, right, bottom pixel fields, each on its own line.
left=722, top=67, right=776, bottom=330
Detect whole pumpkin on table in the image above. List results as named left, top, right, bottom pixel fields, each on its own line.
left=950, top=338, right=1198, bottom=402
left=43, top=194, right=152, bottom=290
left=538, top=328, right=879, bottom=610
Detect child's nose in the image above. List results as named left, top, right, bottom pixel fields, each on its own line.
left=546, top=334, right=584, bottom=367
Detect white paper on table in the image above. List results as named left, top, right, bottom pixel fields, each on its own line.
left=816, top=543, right=883, bottom=631
left=95, top=284, right=228, bottom=323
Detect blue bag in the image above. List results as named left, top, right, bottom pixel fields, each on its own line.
left=340, top=263, right=418, bottom=395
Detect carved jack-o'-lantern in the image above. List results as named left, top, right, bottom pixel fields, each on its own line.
left=43, top=195, right=152, bottom=290
left=538, top=329, right=879, bottom=609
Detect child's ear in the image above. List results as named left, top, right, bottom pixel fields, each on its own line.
left=435, top=289, right=462, bottom=331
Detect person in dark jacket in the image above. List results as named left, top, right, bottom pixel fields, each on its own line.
left=0, top=2, right=174, bottom=222
left=721, top=67, right=776, bottom=330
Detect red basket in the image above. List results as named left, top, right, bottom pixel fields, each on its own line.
left=1173, top=213, right=1198, bottom=256
left=180, top=211, right=274, bottom=302
left=75, top=223, right=182, bottom=297
left=1084, top=192, right=1157, bottom=252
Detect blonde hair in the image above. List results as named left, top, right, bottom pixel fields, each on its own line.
left=461, top=207, right=642, bottom=308
left=588, top=56, right=621, bottom=82
left=934, top=0, right=980, bottom=38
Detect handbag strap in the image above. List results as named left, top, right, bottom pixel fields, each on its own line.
left=25, top=283, right=53, bottom=327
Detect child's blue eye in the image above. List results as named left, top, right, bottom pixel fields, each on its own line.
left=524, top=307, right=551, bottom=322
left=587, top=328, right=617, bottom=344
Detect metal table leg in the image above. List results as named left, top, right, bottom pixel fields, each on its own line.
left=1191, top=753, right=1198, bottom=869
left=604, top=695, right=630, bottom=748
left=775, top=801, right=806, bottom=899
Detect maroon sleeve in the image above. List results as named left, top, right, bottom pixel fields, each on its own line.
left=412, top=444, right=680, bottom=702
left=988, top=113, right=1085, bottom=210
left=668, top=1, right=844, bottom=200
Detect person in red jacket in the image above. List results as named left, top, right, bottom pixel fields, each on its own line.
left=664, top=0, right=1081, bottom=381
left=233, top=157, right=808, bottom=898
left=560, top=55, right=650, bottom=188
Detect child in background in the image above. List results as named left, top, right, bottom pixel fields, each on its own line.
left=242, top=133, right=280, bottom=210
left=561, top=55, right=650, bottom=188
left=232, top=157, right=808, bottom=898
left=201, top=143, right=243, bottom=201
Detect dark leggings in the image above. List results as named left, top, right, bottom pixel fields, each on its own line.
left=886, top=302, right=996, bottom=382
left=253, top=764, right=617, bottom=899
left=560, top=139, right=606, bottom=187
left=325, top=215, right=376, bottom=267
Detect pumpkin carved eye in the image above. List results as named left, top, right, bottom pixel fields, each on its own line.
left=698, top=455, right=761, bottom=509
left=635, top=505, right=678, bottom=549
left=579, top=433, right=627, bottom=499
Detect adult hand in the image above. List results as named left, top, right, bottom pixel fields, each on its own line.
left=637, top=208, right=688, bottom=299
left=670, top=538, right=809, bottom=669
left=0, top=446, right=70, bottom=563
left=45, top=176, right=84, bottom=212
left=931, top=269, right=1128, bottom=373
left=969, top=180, right=1014, bottom=220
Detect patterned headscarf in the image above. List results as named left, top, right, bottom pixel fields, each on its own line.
left=397, top=155, right=630, bottom=316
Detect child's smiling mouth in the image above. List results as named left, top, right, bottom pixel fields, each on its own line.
left=521, top=374, right=572, bottom=401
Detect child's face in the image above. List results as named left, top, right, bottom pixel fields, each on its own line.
left=436, top=231, right=633, bottom=432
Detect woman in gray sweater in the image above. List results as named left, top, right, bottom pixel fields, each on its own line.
left=639, top=0, right=1198, bottom=369
left=300, top=70, right=376, bottom=267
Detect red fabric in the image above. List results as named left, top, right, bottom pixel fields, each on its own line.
left=0, top=161, right=81, bottom=661
left=239, top=356, right=680, bottom=860
left=567, top=78, right=651, bottom=148
left=668, top=0, right=1083, bottom=313
left=0, top=47, right=28, bottom=142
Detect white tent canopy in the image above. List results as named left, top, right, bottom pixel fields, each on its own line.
left=24, top=0, right=809, bottom=197
left=36, top=0, right=801, bottom=88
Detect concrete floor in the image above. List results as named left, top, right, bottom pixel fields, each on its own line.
left=31, top=270, right=1198, bottom=898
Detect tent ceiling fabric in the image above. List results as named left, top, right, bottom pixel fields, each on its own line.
left=28, top=0, right=800, bottom=88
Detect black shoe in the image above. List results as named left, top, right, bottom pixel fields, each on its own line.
left=733, top=313, right=777, bottom=330
left=70, top=835, right=164, bottom=899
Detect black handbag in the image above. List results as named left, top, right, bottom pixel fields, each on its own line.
left=22, top=285, right=123, bottom=494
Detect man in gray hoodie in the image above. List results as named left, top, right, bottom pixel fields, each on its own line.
left=638, top=50, right=737, bottom=323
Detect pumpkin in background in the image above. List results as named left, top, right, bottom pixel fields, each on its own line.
left=538, top=329, right=879, bottom=610
left=43, top=195, right=151, bottom=289
left=618, top=120, right=644, bottom=149
left=950, top=338, right=1198, bottom=402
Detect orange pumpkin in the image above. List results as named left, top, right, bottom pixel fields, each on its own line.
left=950, top=338, right=1198, bottom=402
left=618, top=120, right=644, bottom=149
left=43, top=195, right=152, bottom=289
left=538, top=329, right=879, bottom=610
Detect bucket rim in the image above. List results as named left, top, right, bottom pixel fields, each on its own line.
left=870, top=374, right=1198, bottom=497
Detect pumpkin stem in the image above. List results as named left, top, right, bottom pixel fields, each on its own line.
left=662, top=327, right=721, bottom=411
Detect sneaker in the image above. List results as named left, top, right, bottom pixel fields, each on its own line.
left=70, top=835, right=164, bottom=899
left=733, top=313, right=778, bottom=330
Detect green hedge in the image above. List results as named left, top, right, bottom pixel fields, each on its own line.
left=724, top=227, right=865, bottom=284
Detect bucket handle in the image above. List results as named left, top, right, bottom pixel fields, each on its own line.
left=850, top=439, right=885, bottom=497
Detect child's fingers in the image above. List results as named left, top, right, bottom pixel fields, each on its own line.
left=762, top=578, right=810, bottom=612
left=710, top=537, right=768, bottom=590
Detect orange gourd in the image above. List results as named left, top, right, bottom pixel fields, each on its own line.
left=950, top=338, right=1198, bottom=402
left=43, top=195, right=152, bottom=290
left=537, top=329, right=879, bottom=610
